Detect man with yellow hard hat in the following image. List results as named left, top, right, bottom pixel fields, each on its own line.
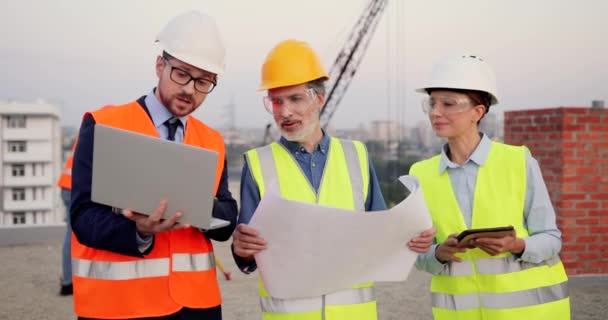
left=231, top=39, right=436, bottom=320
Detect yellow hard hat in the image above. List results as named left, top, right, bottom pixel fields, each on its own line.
left=259, top=39, right=328, bottom=91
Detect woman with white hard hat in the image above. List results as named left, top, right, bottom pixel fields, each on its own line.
left=409, top=55, right=571, bottom=320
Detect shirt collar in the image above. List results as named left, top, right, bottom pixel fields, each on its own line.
left=279, top=130, right=330, bottom=155
left=145, top=89, right=188, bottom=129
left=438, top=133, right=492, bottom=174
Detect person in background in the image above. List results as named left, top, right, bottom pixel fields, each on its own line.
left=410, top=54, right=570, bottom=320
left=56, top=142, right=75, bottom=296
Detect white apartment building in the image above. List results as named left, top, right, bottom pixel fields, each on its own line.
left=0, top=100, right=63, bottom=226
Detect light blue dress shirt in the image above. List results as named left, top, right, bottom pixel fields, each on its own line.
left=415, top=133, right=563, bottom=275
left=144, top=90, right=188, bottom=143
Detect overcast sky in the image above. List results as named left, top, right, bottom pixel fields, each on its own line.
left=1, top=0, right=607, bottom=130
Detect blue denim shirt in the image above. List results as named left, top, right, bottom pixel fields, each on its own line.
left=234, top=133, right=387, bottom=273
left=415, top=133, right=563, bottom=274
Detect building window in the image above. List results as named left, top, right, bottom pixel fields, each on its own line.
left=11, top=164, right=25, bottom=177
left=7, top=141, right=27, bottom=153
left=12, top=188, right=25, bottom=201
left=12, top=212, right=26, bottom=225
left=32, top=187, right=37, bottom=200
left=7, top=116, right=26, bottom=128
left=32, top=163, right=36, bottom=176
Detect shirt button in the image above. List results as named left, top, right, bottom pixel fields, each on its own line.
left=312, top=163, right=316, bottom=167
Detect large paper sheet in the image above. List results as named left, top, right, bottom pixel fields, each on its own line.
left=248, top=175, right=432, bottom=299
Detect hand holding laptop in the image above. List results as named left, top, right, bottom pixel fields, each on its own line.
left=122, top=200, right=191, bottom=237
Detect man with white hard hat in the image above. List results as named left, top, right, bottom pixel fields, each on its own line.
left=70, top=11, right=237, bottom=320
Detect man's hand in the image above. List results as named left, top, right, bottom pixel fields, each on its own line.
left=232, top=224, right=267, bottom=261
left=407, top=226, right=437, bottom=253
left=122, top=200, right=190, bottom=237
left=473, top=235, right=524, bottom=256
left=435, top=234, right=467, bottom=263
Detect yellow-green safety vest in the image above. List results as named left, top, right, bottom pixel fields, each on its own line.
left=245, top=137, right=377, bottom=320
left=410, top=141, right=570, bottom=320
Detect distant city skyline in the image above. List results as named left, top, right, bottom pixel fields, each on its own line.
left=1, top=0, right=606, bottom=131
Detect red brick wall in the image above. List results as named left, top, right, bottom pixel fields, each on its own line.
left=504, top=107, right=608, bottom=275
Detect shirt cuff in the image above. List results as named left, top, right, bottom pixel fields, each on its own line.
left=136, top=232, right=153, bottom=253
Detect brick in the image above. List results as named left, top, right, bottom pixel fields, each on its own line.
left=560, top=210, right=587, bottom=217
left=589, top=175, right=606, bottom=183
left=579, top=252, right=601, bottom=260
left=589, top=210, right=605, bottom=217
left=575, top=201, right=599, bottom=209
left=589, top=243, right=608, bottom=250
left=577, top=133, right=601, bottom=140
left=563, top=108, right=589, bottom=114
left=590, top=193, right=608, bottom=201
left=562, top=141, right=586, bottom=149
left=517, top=118, right=532, bottom=125
left=590, top=143, right=608, bottom=150
left=590, top=261, right=608, bottom=268
left=578, top=116, right=602, bottom=123
left=532, top=116, right=548, bottom=124
left=564, top=261, right=586, bottom=270
left=563, top=114, right=578, bottom=124
left=555, top=201, right=574, bottom=209
left=589, top=124, right=608, bottom=132
left=576, top=167, right=598, bottom=175
left=578, top=150, right=599, bottom=158
left=560, top=175, right=584, bottom=183
left=560, top=253, right=577, bottom=262
left=562, top=244, right=586, bottom=252
left=563, top=124, right=586, bottom=131
left=579, top=184, right=599, bottom=192
left=560, top=193, right=586, bottom=200
left=539, top=124, right=560, bottom=131
left=523, top=125, right=539, bottom=132
left=577, top=235, right=600, bottom=242
left=562, top=131, right=574, bottom=141
left=562, top=226, right=587, bottom=235
left=557, top=218, right=577, bottom=226
left=577, top=219, right=601, bottom=226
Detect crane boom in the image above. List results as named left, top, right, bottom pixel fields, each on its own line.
left=320, top=0, right=388, bottom=129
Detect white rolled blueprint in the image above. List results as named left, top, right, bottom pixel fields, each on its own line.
left=248, top=175, right=433, bottom=299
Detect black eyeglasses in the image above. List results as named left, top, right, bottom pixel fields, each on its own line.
left=163, top=58, right=217, bottom=93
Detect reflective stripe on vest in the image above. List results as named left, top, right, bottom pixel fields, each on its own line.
left=72, top=253, right=215, bottom=280
left=62, top=167, right=72, bottom=175
left=172, top=252, right=216, bottom=272
left=260, top=287, right=375, bottom=313
left=440, top=255, right=562, bottom=276
left=432, top=281, right=568, bottom=310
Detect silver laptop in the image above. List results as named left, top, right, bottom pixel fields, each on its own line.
left=91, top=124, right=230, bottom=230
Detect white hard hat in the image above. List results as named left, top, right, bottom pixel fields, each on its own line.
left=156, top=11, right=226, bottom=75
left=416, top=54, right=499, bottom=105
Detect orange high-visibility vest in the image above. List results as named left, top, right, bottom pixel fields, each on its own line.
left=71, top=101, right=226, bottom=319
left=57, top=142, right=76, bottom=190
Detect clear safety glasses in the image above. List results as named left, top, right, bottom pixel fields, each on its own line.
left=263, top=88, right=317, bottom=115
left=421, top=96, right=474, bottom=116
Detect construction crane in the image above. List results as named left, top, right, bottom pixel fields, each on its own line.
left=262, top=0, right=388, bottom=144
left=320, top=0, right=388, bottom=129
